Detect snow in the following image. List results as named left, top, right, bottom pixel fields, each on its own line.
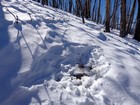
left=0, top=0, right=140, bottom=105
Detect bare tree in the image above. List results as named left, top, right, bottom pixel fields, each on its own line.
left=111, top=0, right=119, bottom=29
left=84, top=0, right=91, bottom=19
left=91, top=0, right=97, bottom=21
left=46, top=0, right=48, bottom=5
left=126, top=0, right=136, bottom=34
left=52, top=0, right=57, bottom=8
left=120, top=0, right=126, bottom=37
left=126, top=0, right=131, bottom=23
left=97, top=0, right=101, bottom=24
left=75, top=0, right=80, bottom=16
left=42, top=0, right=48, bottom=5
left=76, top=0, right=85, bottom=23
left=105, top=0, right=110, bottom=32
left=133, top=0, right=140, bottom=41
left=69, top=0, right=73, bottom=13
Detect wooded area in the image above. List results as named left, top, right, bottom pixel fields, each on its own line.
left=34, top=0, right=140, bottom=41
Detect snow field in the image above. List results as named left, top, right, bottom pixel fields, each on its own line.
left=0, top=0, right=140, bottom=105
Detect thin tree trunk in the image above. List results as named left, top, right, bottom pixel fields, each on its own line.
left=37, top=0, right=40, bottom=3
left=75, top=0, right=80, bottom=16
left=120, top=0, right=126, bottom=37
left=84, top=0, right=91, bottom=19
left=84, top=0, right=88, bottom=18
left=59, top=0, right=63, bottom=9
left=76, top=0, right=85, bottom=23
left=46, top=0, right=48, bottom=5
left=133, top=0, right=140, bottom=41
left=42, top=0, right=45, bottom=5
left=111, top=0, right=118, bottom=29
left=105, top=0, right=110, bottom=32
left=126, top=0, right=136, bottom=34
left=69, top=0, right=73, bottom=13
left=87, top=0, right=91, bottom=19
left=52, top=0, right=57, bottom=8
left=97, top=0, right=101, bottom=24
left=92, top=0, right=97, bottom=21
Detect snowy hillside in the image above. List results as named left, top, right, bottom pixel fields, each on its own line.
left=1, top=0, right=140, bottom=105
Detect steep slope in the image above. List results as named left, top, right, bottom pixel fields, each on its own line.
left=0, top=0, right=140, bottom=105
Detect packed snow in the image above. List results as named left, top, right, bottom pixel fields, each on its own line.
left=0, top=0, right=140, bottom=105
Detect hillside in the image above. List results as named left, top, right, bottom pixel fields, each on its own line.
left=0, top=0, right=140, bottom=105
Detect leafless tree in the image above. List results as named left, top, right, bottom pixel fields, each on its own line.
left=120, top=0, right=126, bottom=37
left=126, top=0, right=136, bottom=34
left=105, top=0, right=110, bottom=32
left=97, top=0, right=101, bottom=24
left=76, top=0, right=85, bottom=23
left=133, top=0, right=140, bottom=41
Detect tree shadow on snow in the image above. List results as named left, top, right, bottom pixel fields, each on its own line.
left=0, top=44, right=22, bottom=104
left=0, top=5, right=11, bottom=50
left=0, top=4, right=42, bottom=104
left=0, top=3, right=15, bottom=103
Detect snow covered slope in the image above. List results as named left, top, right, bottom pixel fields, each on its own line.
left=0, top=0, right=140, bottom=105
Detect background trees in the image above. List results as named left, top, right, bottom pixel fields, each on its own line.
left=35, top=0, right=139, bottom=41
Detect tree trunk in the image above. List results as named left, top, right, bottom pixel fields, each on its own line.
left=42, top=0, right=45, bottom=5
left=46, top=0, right=48, bottom=5
left=120, top=0, right=126, bottom=37
left=105, top=0, right=110, bottom=32
left=111, top=0, right=118, bottom=29
left=76, top=0, right=85, bottom=23
left=126, top=0, right=136, bottom=34
left=59, top=0, right=63, bottom=9
left=69, top=0, right=73, bottom=13
left=75, top=0, right=80, bottom=16
left=52, top=0, right=57, bottom=8
left=97, top=0, right=101, bottom=24
left=84, top=0, right=91, bottom=19
left=37, top=0, right=40, bottom=3
left=126, top=0, right=131, bottom=24
left=92, top=0, right=97, bottom=21
left=133, top=0, right=140, bottom=41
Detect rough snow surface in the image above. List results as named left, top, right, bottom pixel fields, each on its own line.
left=0, top=0, right=140, bottom=105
